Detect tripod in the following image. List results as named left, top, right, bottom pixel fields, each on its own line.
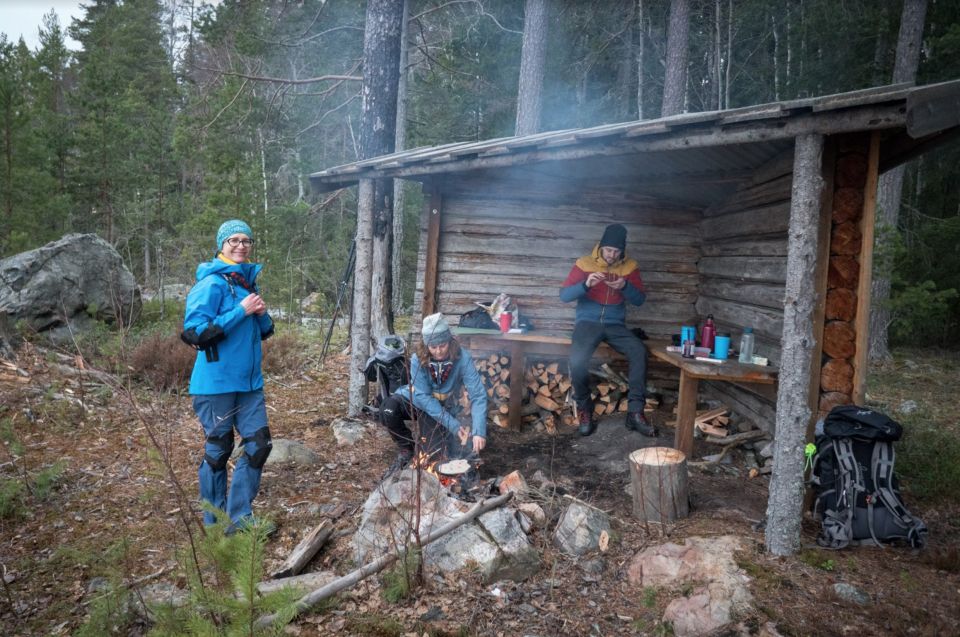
left=320, top=240, right=356, bottom=362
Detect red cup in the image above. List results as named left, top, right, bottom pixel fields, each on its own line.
left=499, top=311, right=512, bottom=333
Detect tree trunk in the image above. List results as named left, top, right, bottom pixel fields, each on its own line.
left=868, top=0, right=927, bottom=362
left=363, top=0, right=403, bottom=341
left=391, top=0, right=410, bottom=315
left=352, top=0, right=404, bottom=413
left=636, top=0, right=645, bottom=119
left=661, top=0, right=690, bottom=117
left=515, top=0, right=549, bottom=136
left=765, top=133, right=825, bottom=556
left=349, top=179, right=375, bottom=416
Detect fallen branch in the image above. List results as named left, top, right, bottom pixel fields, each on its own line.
left=270, top=520, right=335, bottom=579
left=704, top=429, right=767, bottom=446
left=255, top=492, right=513, bottom=628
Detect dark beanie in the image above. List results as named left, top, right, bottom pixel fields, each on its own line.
left=599, top=224, right=627, bottom=252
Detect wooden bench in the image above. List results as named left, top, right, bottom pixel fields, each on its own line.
left=455, top=328, right=779, bottom=459
left=454, top=327, right=650, bottom=429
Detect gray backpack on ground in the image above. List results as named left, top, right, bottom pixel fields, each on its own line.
left=810, top=405, right=927, bottom=549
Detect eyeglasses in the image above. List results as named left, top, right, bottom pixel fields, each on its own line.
left=225, top=237, right=254, bottom=247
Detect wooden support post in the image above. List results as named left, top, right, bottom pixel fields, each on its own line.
left=421, top=188, right=442, bottom=318
left=629, top=447, right=689, bottom=524
left=766, top=133, right=825, bottom=557
left=852, top=132, right=881, bottom=404
left=673, top=372, right=699, bottom=457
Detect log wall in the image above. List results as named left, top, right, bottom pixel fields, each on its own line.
left=696, top=151, right=794, bottom=432
left=413, top=175, right=702, bottom=338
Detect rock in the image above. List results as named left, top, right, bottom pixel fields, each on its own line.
left=627, top=536, right=753, bottom=637
left=353, top=469, right=538, bottom=582
left=897, top=400, right=918, bottom=416
left=498, top=470, right=529, bottom=498
left=86, top=576, right=110, bottom=594
left=478, top=508, right=540, bottom=581
left=0, top=234, right=140, bottom=333
left=701, top=452, right=732, bottom=464
left=265, top=439, right=320, bottom=466
left=554, top=498, right=610, bottom=556
left=516, top=502, right=546, bottom=529
left=0, top=313, right=21, bottom=359
left=579, top=558, right=605, bottom=575
left=517, top=511, right=533, bottom=534
left=758, top=440, right=775, bottom=459
left=134, top=581, right=190, bottom=616
left=833, top=582, right=871, bottom=605
left=331, top=417, right=373, bottom=446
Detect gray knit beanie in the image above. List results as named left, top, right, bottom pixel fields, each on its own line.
left=421, top=313, right=452, bottom=346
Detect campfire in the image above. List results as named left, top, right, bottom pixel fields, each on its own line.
left=404, top=449, right=482, bottom=499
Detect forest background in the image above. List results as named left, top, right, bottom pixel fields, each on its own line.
left=1, top=0, right=959, bottom=347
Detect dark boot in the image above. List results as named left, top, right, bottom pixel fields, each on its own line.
left=626, top=411, right=658, bottom=437
left=577, top=401, right=597, bottom=437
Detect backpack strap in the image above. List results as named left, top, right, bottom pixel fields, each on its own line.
left=818, top=438, right=859, bottom=549
left=872, top=441, right=928, bottom=548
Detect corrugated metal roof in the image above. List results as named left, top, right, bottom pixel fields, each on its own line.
left=309, top=80, right=960, bottom=198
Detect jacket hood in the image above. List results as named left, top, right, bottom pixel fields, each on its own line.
left=574, top=244, right=638, bottom=276
left=195, top=259, right=262, bottom=283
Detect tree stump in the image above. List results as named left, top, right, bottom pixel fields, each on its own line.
left=629, top=447, right=689, bottom=524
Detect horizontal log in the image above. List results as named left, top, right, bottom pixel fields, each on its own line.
left=697, top=280, right=786, bottom=310
left=705, top=174, right=792, bottom=216
left=694, top=297, right=783, bottom=342
left=700, top=236, right=789, bottom=258
left=697, top=256, right=787, bottom=283
left=699, top=382, right=776, bottom=433
left=700, top=202, right=790, bottom=240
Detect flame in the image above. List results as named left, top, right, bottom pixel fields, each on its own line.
left=411, top=450, right=458, bottom=487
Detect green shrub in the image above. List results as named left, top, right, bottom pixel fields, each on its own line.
left=381, top=548, right=421, bottom=604
left=31, top=462, right=65, bottom=500
left=896, top=418, right=960, bottom=503
left=129, top=333, right=194, bottom=391
left=0, top=478, right=26, bottom=519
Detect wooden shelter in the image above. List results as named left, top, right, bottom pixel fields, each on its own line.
left=310, top=81, right=960, bottom=436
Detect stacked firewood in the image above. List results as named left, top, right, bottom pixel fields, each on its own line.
left=523, top=361, right=573, bottom=433
left=665, top=405, right=731, bottom=437
left=460, top=352, right=512, bottom=423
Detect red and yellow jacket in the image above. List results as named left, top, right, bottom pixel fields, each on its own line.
left=559, top=244, right=646, bottom=325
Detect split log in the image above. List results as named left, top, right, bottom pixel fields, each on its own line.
left=270, top=520, right=335, bottom=579
left=822, top=321, right=856, bottom=359
left=534, top=394, right=561, bottom=412
left=703, top=428, right=767, bottom=446
left=693, top=406, right=728, bottom=426
left=629, top=447, right=689, bottom=524
left=255, top=492, right=514, bottom=629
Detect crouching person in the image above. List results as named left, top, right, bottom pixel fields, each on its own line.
left=379, top=313, right=488, bottom=477
left=182, top=219, right=275, bottom=534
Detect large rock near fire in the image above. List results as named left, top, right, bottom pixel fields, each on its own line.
left=353, top=469, right=539, bottom=582
left=0, top=234, right=140, bottom=333
left=554, top=498, right=611, bottom=556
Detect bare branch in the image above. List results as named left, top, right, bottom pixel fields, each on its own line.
left=411, top=0, right=522, bottom=34
left=195, top=66, right=362, bottom=85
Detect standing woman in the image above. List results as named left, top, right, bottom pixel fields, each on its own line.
left=379, top=313, right=488, bottom=475
left=182, top=220, right=275, bottom=532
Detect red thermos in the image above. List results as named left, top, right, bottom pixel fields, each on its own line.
left=499, top=311, right=512, bottom=333
left=701, top=314, right=716, bottom=352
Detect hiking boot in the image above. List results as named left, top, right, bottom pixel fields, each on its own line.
left=626, top=411, right=659, bottom=437
left=577, top=402, right=597, bottom=437
left=381, top=450, right=413, bottom=481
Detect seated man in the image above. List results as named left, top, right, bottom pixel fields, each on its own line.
left=378, top=313, right=488, bottom=476
left=559, top=223, right=658, bottom=437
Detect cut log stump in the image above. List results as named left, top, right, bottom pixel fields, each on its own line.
left=629, top=447, right=689, bottom=524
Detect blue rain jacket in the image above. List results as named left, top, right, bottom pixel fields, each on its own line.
left=184, top=259, right=274, bottom=395
left=394, top=349, right=488, bottom=438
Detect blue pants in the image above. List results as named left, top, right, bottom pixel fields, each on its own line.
left=569, top=322, right=648, bottom=412
left=193, top=390, right=270, bottom=526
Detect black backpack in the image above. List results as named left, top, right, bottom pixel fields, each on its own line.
left=810, top=405, right=927, bottom=549
left=363, top=336, right=409, bottom=407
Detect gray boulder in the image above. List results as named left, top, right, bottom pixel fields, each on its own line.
left=266, top=439, right=321, bottom=466
left=0, top=234, right=140, bottom=333
left=554, top=498, right=611, bottom=556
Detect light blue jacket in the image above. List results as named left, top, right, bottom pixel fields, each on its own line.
left=394, top=349, right=488, bottom=438
left=184, top=259, right=274, bottom=395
